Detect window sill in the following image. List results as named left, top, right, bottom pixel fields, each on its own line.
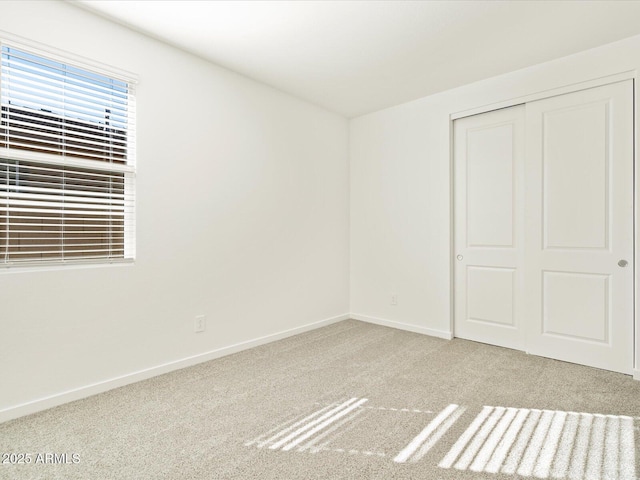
left=0, top=259, right=135, bottom=274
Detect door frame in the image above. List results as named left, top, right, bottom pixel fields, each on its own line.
left=448, top=70, right=639, bottom=378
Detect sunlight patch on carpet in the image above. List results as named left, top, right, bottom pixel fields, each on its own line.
left=393, top=404, right=466, bottom=463
left=245, top=397, right=444, bottom=457
left=245, top=398, right=637, bottom=480
left=438, top=406, right=636, bottom=479
left=246, top=397, right=369, bottom=452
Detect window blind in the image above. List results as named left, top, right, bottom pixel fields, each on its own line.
left=0, top=44, right=136, bottom=266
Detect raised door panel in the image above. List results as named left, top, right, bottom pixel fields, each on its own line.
left=467, top=266, right=516, bottom=328
left=542, top=271, right=609, bottom=343
left=467, top=124, right=515, bottom=248
left=543, top=101, right=609, bottom=250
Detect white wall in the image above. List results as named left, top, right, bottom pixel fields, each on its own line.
left=0, top=1, right=350, bottom=420
left=350, top=34, right=640, bottom=375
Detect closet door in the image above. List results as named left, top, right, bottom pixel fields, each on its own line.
left=453, top=105, right=526, bottom=350
left=524, top=80, right=634, bottom=374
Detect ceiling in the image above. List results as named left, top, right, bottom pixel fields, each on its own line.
left=73, top=1, right=640, bottom=118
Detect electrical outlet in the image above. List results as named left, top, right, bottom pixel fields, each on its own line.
left=194, top=315, right=206, bottom=333
left=391, top=294, right=398, bottom=306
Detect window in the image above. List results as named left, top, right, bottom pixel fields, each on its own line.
left=0, top=43, right=136, bottom=267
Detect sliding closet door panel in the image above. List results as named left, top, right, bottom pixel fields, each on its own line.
left=525, top=80, right=633, bottom=374
left=454, top=105, right=525, bottom=350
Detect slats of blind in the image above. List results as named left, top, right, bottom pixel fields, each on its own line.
left=0, top=45, right=132, bottom=164
left=0, top=159, right=134, bottom=264
left=0, top=44, right=135, bottom=267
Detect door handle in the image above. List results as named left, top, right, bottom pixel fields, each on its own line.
left=456, top=255, right=463, bottom=261
left=618, top=259, right=628, bottom=267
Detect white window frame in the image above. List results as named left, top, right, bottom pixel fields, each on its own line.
left=0, top=35, right=137, bottom=269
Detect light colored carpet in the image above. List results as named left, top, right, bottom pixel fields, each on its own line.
left=1, top=319, right=638, bottom=479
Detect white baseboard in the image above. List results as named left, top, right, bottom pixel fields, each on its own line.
left=350, top=313, right=453, bottom=340
left=0, top=313, right=350, bottom=424
left=634, top=369, right=640, bottom=381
